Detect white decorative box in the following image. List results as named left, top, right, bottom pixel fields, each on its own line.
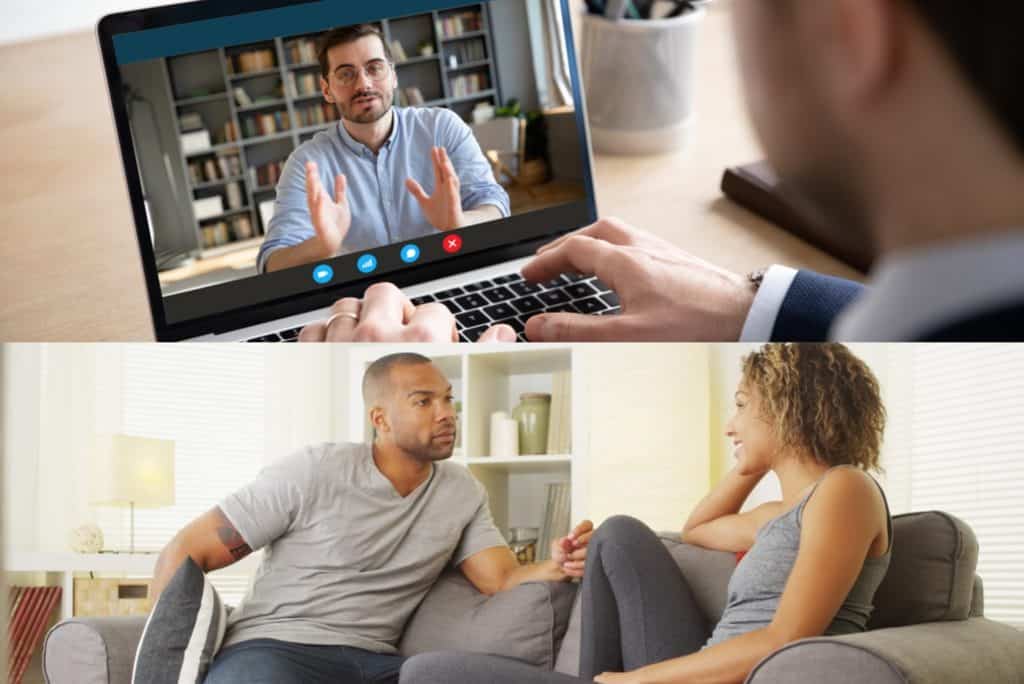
left=193, top=196, right=224, bottom=220
left=180, top=130, right=212, bottom=155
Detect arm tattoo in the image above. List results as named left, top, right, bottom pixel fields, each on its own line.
left=215, top=519, right=252, bottom=561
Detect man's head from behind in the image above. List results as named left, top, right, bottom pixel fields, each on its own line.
left=734, top=0, right=1024, bottom=255
left=362, top=353, right=457, bottom=463
left=318, top=24, right=398, bottom=125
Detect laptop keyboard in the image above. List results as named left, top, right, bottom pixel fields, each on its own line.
left=244, top=272, right=621, bottom=342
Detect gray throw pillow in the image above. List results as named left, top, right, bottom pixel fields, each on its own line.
left=132, top=557, right=227, bottom=684
left=868, top=511, right=979, bottom=629
left=398, top=570, right=577, bottom=670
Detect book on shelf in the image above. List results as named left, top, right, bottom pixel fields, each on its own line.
left=178, top=112, right=204, bottom=132
left=227, top=48, right=277, bottom=74
left=234, top=87, right=254, bottom=107
left=391, top=40, right=409, bottom=62
left=445, top=40, right=487, bottom=67
left=537, top=482, right=571, bottom=562
left=546, top=370, right=572, bottom=455
left=404, top=87, right=426, bottom=106
left=285, top=37, right=318, bottom=65
left=249, top=159, right=286, bottom=188
left=450, top=73, right=488, bottom=98
left=200, top=214, right=255, bottom=249
left=287, top=71, right=321, bottom=98
left=242, top=111, right=292, bottom=138
left=225, top=181, right=244, bottom=210
left=438, top=11, right=483, bottom=38
left=223, top=120, right=240, bottom=143
left=295, top=103, right=339, bottom=128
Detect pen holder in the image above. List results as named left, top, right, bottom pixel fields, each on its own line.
left=580, top=6, right=705, bottom=155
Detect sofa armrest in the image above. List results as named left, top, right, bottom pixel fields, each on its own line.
left=746, top=618, right=1024, bottom=684
left=43, top=616, right=147, bottom=684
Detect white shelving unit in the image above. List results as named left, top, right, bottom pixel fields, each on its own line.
left=347, top=345, right=586, bottom=545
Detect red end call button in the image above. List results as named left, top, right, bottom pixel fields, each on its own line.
left=442, top=234, right=463, bottom=254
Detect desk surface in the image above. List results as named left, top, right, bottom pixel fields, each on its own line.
left=0, top=4, right=860, bottom=341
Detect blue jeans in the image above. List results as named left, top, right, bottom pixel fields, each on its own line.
left=204, top=638, right=405, bottom=684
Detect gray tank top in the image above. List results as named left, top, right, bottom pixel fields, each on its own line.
left=705, top=469, right=892, bottom=648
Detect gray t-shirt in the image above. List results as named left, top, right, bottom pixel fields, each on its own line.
left=218, top=442, right=507, bottom=653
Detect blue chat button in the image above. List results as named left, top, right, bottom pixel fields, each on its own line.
left=400, top=243, right=421, bottom=264
left=312, top=264, right=334, bottom=284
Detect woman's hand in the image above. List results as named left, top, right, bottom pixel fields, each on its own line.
left=594, top=672, right=644, bottom=684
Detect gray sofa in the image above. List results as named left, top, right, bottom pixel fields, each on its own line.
left=44, top=512, right=1024, bottom=683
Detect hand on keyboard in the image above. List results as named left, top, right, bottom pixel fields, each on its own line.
left=519, top=218, right=755, bottom=342
left=297, top=283, right=517, bottom=343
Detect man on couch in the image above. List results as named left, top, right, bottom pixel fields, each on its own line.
left=150, top=352, right=591, bottom=684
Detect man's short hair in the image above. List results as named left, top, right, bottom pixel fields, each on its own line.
left=362, top=353, right=434, bottom=404
left=317, top=24, right=394, bottom=81
left=908, top=2, right=1023, bottom=153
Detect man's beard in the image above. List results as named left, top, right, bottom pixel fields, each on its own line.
left=340, top=87, right=394, bottom=125
left=396, top=428, right=457, bottom=463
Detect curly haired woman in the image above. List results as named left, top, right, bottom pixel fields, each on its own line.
left=401, top=343, right=893, bottom=684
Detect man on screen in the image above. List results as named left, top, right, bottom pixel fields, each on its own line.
left=258, top=24, right=509, bottom=273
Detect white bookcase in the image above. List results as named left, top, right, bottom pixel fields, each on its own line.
left=346, top=345, right=586, bottom=542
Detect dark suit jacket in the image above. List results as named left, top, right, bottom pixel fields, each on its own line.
left=769, top=270, right=1024, bottom=341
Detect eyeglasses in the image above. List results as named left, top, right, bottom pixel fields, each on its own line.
left=334, top=60, right=392, bottom=87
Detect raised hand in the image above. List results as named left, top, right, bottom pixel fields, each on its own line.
left=551, top=519, right=593, bottom=579
left=305, top=161, right=351, bottom=258
left=405, top=146, right=465, bottom=231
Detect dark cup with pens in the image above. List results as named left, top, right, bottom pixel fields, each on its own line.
left=580, top=0, right=710, bottom=154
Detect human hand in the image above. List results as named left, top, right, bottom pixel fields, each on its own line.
left=305, top=161, right=351, bottom=258
left=520, top=218, right=756, bottom=342
left=551, top=519, right=593, bottom=579
left=298, top=282, right=516, bottom=342
left=405, top=147, right=465, bottom=231
left=594, top=672, right=641, bottom=684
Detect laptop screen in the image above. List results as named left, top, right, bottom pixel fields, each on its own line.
left=103, top=0, right=595, bottom=336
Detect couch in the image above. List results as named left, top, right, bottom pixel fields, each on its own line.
left=43, top=511, right=1024, bottom=683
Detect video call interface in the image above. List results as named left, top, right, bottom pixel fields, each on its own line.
left=114, top=0, right=592, bottom=325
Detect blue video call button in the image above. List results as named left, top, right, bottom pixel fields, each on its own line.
left=400, top=243, right=421, bottom=264
left=357, top=254, right=378, bottom=274
left=312, top=264, right=334, bottom=284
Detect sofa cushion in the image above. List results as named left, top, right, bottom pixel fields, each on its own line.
left=132, top=557, right=227, bottom=684
left=868, top=511, right=979, bottom=629
left=398, top=570, right=576, bottom=670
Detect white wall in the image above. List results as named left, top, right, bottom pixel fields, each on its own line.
left=2, top=1, right=168, bottom=46
left=581, top=344, right=711, bottom=532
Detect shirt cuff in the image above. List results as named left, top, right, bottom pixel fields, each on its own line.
left=739, top=265, right=799, bottom=342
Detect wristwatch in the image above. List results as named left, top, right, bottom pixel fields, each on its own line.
left=747, top=268, right=768, bottom=292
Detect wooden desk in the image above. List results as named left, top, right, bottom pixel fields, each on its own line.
left=0, top=4, right=860, bottom=341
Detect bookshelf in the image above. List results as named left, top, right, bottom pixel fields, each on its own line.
left=347, top=346, right=582, bottom=560
left=157, top=4, right=501, bottom=259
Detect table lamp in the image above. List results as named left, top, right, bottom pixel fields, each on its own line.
left=89, top=434, right=175, bottom=554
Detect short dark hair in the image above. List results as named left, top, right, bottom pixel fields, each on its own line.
left=317, top=24, right=393, bottom=81
left=362, top=353, right=434, bottom=404
left=907, top=2, right=1024, bottom=153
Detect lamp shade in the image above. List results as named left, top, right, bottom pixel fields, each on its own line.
left=89, top=434, right=175, bottom=508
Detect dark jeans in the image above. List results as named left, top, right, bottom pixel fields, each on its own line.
left=204, top=638, right=405, bottom=684
left=400, top=515, right=709, bottom=683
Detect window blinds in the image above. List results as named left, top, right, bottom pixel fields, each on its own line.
left=887, top=345, right=1024, bottom=628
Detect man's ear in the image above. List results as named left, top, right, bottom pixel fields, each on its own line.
left=819, top=0, right=902, bottom=113
left=321, top=76, right=334, bottom=104
left=369, top=406, right=389, bottom=436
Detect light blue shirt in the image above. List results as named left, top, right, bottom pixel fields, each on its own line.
left=258, top=106, right=511, bottom=272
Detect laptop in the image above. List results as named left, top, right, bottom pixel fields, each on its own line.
left=97, top=0, right=613, bottom=341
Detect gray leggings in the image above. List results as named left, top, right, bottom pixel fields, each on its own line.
left=400, top=515, right=709, bottom=683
